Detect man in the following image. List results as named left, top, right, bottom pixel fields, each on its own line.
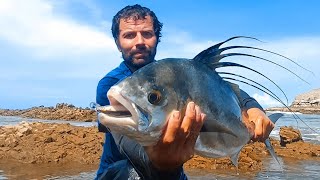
left=96, top=4, right=274, bottom=180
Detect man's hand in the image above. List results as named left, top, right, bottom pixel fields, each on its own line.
left=145, top=102, right=206, bottom=171
left=243, top=108, right=275, bottom=142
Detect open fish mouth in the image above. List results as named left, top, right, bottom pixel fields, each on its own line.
left=98, top=107, right=132, bottom=118
left=95, top=86, right=138, bottom=128
left=96, top=86, right=150, bottom=131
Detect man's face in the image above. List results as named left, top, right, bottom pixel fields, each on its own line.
left=117, top=15, right=158, bottom=69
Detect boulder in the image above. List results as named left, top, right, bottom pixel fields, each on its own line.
left=279, top=126, right=303, bottom=146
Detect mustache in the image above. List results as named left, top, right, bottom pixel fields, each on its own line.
left=130, top=49, right=150, bottom=55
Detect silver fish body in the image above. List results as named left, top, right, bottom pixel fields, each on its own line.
left=98, top=58, right=253, bottom=163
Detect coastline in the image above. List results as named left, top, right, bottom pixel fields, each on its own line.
left=1, top=103, right=320, bottom=178
left=1, top=122, right=319, bottom=172
left=266, top=106, right=320, bottom=114
left=0, top=103, right=97, bottom=122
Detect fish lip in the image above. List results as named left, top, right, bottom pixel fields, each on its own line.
left=104, top=86, right=139, bottom=125
left=107, top=87, right=150, bottom=131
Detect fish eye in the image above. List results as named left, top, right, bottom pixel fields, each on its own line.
left=148, top=90, right=162, bottom=105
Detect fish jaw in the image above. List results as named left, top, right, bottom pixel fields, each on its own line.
left=97, top=86, right=161, bottom=145
left=96, top=86, right=138, bottom=127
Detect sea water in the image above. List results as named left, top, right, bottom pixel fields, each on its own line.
left=0, top=113, right=319, bottom=179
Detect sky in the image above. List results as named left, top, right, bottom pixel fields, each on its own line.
left=0, top=0, right=319, bottom=109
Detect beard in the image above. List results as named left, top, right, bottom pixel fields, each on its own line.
left=122, top=48, right=156, bottom=70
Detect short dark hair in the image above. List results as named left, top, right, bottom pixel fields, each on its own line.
left=111, top=4, right=163, bottom=42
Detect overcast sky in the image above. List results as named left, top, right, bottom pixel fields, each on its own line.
left=1, top=0, right=319, bottom=109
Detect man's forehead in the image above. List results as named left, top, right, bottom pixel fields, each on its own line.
left=119, top=15, right=153, bottom=26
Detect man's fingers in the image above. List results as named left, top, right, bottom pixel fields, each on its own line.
left=263, top=120, right=275, bottom=140
left=253, top=116, right=264, bottom=141
left=162, top=111, right=182, bottom=144
left=180, top=102, right=196, bottom=138
left=184, top=105, right=206, bottom=156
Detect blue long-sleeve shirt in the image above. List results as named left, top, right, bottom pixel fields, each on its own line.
left=95, top=61, right=263, bottom=180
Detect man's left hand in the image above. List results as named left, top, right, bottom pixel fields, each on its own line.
left=242, top=108, right=275, bottom=142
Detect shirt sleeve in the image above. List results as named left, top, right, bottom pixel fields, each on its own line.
left=96, top=76, right=119, bottom=106
left=239, top=89, right=265, bottom=112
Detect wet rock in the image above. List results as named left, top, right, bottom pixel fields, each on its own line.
left=44, top=137, right=55, bottom=143
left=0, top=123, right=104, bottom=164
left=0, top=103, right=97, bottom=122
left=279, top=126, right=303, bottom=146
left=16, top=122, right=32, bottom=137
left=0, top=122, right=319, bottom=173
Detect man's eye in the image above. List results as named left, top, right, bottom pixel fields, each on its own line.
left=142, top=31, right=154, bottom=39
left=124, top=33, right=136, bottom=39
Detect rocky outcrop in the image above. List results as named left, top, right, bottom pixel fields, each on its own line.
left=291, top=88, right=320, bottom=107
left=0, top=103, right=97, bottom=122
left=0, top=122, right=104, bottom=164
left=266, top=88, right=320, bottom=114
left=279, top=126, right=303, bottom=146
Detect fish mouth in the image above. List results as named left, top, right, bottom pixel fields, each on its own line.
left=97, top=86, right=148, bottom=130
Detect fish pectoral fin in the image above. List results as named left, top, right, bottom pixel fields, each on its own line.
left=268, top=113, right=284, bottom=124
left=264, top=138, right=282, bottom=167
left=230, top=151, right=241, bottom=167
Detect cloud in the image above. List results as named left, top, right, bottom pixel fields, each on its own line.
left=0, top=0, right=117, bottom=58
left=253, top=93, right=283, bottom=108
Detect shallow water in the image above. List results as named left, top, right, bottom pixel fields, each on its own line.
left=0, top=159, right=97, bottom=180
left=187, top=157, right=320, bottom=180
left=0, top=116, right=96, bottom=127
left=0, top=113, right=319, bottom=179
left=1, top=157, right=318, bottom=180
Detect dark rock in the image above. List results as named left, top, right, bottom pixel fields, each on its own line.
left=279, top=126, right=303, bottom=146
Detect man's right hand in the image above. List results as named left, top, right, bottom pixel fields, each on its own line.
left=145, top=102, right=206, bottom=171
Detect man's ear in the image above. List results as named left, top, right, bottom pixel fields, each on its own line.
left=115, top=40, right=122, bottom=52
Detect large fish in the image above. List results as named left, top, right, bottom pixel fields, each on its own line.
left=94, top=36, right=306, bottom=165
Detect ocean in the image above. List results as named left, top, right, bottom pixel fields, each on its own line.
left=0, top=113, right=319, bottom=179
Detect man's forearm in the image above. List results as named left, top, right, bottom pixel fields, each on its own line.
left=239, top=89, right=264, bottom=112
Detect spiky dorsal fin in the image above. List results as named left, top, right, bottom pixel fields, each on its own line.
left=193, top=36, right=260, bottom=63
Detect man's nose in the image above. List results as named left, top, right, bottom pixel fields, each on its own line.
left=136, top=33, right=145, bottom=45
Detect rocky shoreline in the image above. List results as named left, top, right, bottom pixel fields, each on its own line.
left=0, top=103, right=97, bottom=122
left=0, top=103, right=319, bottom=177
left=266, top=106, right=320, bottom=114
left=0, top=122, right=319, bottom=173
left=266, top=88, right=320, bottom=114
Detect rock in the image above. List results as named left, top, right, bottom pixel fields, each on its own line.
left=0, top=103, right=97, bottom=122
left=16, top=122, right=32, bottom=137
left=266, top=88, right=320, bottom=114
left=291, top=88, right=320, bottom=107
left=279, top=126, right=303, bottom=146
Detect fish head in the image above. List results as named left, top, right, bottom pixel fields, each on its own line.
left=98, top=61, right=182, bottom=145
